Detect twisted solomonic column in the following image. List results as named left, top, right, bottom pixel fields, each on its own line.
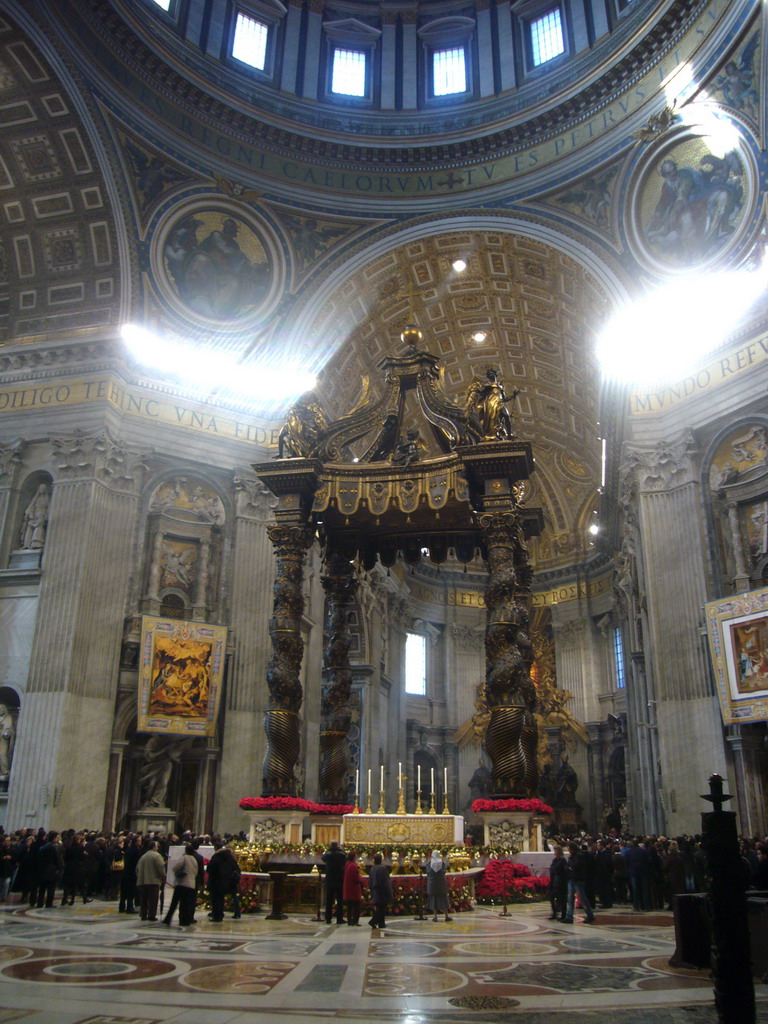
left=263, top=522, right=315, bottom=796
left=319, top=553, right=359, bottom=804
left=478, top=510, right=537, bottom=798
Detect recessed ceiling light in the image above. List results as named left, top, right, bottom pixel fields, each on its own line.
left=471, top=331, right=487, bottom=343
left=452, top=258, right=467, bottom=273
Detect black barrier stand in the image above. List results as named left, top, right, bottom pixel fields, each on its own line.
left=701, top=773, right=755, bottom=1024
left=499, top=856, right=510, bottom=917
left=415, top=863, right=427, bottom=921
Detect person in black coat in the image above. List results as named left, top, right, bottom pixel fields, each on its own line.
left=595, top=839, right=615, bottom=908
left=119, top=836, right=142, bottom=913
left=36, top=831, right=63, bottom=908
left=61, top=833, right=91, bottom=905
left=206, top=841, right=241, bottom=921
left=322, top=841, right=346, bottom=924
left=547, top=846, right=568, bottom=920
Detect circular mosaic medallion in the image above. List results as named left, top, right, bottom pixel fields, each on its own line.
left=183, top=961, right=297, bottom=993
left=151, top=200, right=285, bottom=328
left=625, top=115, right=758, bottom=275
left=365, top=962, right=465, bottom=995
left=1, top=955, right=175, bottom=984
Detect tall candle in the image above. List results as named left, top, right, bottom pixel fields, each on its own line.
left=355, top=769, right=359, bottom=795
left=417, top=765, right=421, bottom=791
left=380, top=764, right=384, bottom=791
left=368, top=768, right=371, bottom=799
left=430, top=767, right=435, bottom=793
left=398, top=762, right=402, bottom=787
left=444, top=767, right=448, bottom=793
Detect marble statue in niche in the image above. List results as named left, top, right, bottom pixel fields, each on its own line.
left=19, top=484, right=50, bottom=550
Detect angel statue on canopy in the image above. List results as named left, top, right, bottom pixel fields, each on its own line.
left=465, top=367, right=518, bottom=441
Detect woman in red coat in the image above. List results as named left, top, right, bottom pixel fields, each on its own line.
left=343, top=851, right=363, bottom=925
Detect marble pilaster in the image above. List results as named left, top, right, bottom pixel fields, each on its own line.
left=214, top=475, right=276, bottom=833
left=5, top=431, right=148, bottom=831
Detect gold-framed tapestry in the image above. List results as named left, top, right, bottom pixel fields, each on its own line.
left=705, top=586, right=768, bottom=725
left=137, top=616, right=227, bottom=736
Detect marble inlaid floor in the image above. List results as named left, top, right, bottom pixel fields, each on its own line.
left=0, top=897, right=765, bottom=1023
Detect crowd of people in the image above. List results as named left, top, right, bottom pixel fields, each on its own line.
left=1, top=826, right=767, bottom=931
left=545, top=833, right=768, bottom=924
left=0, top=826, right=246, bottom=928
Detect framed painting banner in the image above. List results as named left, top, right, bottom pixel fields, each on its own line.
left=705, top=586, right=768, bottom=726
left=137, top=616, right=227, bottom=736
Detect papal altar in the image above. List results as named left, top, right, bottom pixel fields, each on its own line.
left=341, top=813, right=464, bottom=847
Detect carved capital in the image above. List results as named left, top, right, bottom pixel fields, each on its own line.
left=0, top=439, right=22, bottom=483
left=554, top=620, right=585, bottom=649
left=451, top=623, right=483, bottom=651
left=233, top=473, right=278, bottom=522
left=50, top=430, right=152, bottom=491
left=621, top=432, right=699, bottom=492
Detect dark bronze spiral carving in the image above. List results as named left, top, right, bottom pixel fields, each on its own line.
left=262, top=709, right=301, bottom=796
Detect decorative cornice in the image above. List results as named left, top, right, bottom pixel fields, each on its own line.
left=620, top=432, right=700, bottom=493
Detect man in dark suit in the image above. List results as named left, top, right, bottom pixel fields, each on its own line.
left=322, top=841, right=346, bottom=923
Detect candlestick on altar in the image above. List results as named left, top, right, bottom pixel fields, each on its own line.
left=398, top=762, right=402, bottom=788
left=429, top=767, right=436, bottom=814
left=366, top=769, right=372, bottom=814
left=415, top=764, right=423, bottom=814
left=397, top=776, right=406, bottom=815
left=378, top=788, right=386, bottom=814
left=354, top=769, right=360, bottom=813
left=380, top=764, right=384, bottom=792
left=442, top=767, right=450, bottom=814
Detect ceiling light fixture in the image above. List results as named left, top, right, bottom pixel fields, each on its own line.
left=471, top=331, right=487, bottom=343
left=452, top=258, right=467, bottom=273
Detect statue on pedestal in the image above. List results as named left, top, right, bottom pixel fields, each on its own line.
left=138, top=735, right=190, bottom=807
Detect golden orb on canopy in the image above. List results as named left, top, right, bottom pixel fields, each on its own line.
left=401, top=323, right=423, bottom=348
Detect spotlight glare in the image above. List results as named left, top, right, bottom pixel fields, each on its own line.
left=471, top=331, right=487, bottom=343
left=597, top=266, right=768, bottom=386
left=452, top=258, right=467, bottom=273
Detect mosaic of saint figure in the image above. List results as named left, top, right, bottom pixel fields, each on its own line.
left=164, top=213, right=270, bottom=319
left=642, top=146, right=745, bottom=265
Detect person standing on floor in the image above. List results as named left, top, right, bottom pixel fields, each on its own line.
left=136, top=840, right=166, bottom=922
left=564, top=842, right=596, bottom=924
left=367, top=852, right=392, bottom=930
left=163, top=844, right=197, bottom=927
left=426, top=849, right=452, bottom=922
left=547, top=845, right=568, bottom=920
left=343, top=850, right=363, bottom=926
left=322, top=840, right=346, bottom=924
left=206, top=840, right=240, bottom=922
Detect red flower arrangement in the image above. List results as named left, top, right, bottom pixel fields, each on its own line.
left=238, top=797, right=355, bottom=815
left=471, top=797, right=553, bottom=815
left=475, top=858, right=550, bottom=904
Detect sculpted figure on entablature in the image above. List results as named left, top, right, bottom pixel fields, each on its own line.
left=464, top=367, right=518, bottom=441
left=277, top=394, right=329, bottom=459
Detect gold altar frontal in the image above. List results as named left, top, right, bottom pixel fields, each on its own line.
left=341, top=813, right=464, bottom=847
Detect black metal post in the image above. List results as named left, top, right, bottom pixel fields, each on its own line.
left=701, top=773, right=755, bottom=1024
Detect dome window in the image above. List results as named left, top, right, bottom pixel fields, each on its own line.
left=433, top=47, right=467, bottom=97
left=530, top=7, right=565, bottom=66
left=232, top=10, right=269, bottom=71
